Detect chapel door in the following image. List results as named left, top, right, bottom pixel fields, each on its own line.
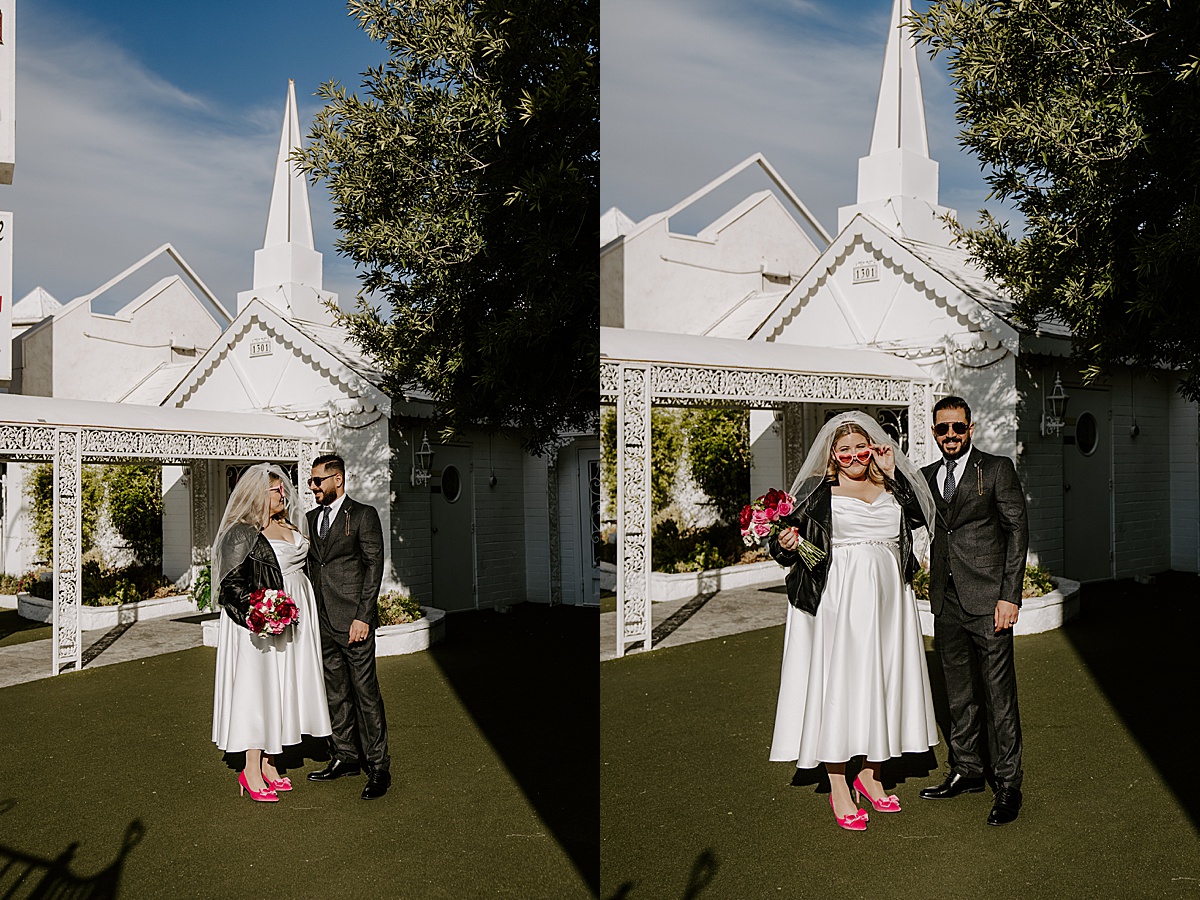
left=578, top=449, right=602, bottom=606
left=430, top=444, right=476, bottom=612
left=1062, top=388, right=1112, bottom=582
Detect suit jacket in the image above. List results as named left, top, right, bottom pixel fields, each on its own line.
left=922, top=448, right=1029, bottom=617
left=305, top=496, right=385, bottom=633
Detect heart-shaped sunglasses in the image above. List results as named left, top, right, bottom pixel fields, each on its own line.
left=834, top=448, right=874, bottom=466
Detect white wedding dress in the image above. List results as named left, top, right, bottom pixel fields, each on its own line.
left=212, top=530, right=332, bottom=753
left=770, top=491, right=937, bottom=768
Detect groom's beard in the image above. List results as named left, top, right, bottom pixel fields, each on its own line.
left=939, top=435, right=971, bottom=460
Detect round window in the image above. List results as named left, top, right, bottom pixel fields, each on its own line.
left=1076, top=411, right=1098, bottom=456
left=441, top=465, right=462, bottom=503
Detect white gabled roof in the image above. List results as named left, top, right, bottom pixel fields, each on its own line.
left=601, top=327, right=929, bottom=381
left=758, top=214, right=1020, bottom=347
left=0, top=393, right=312, bottom=439
left=12, top=287, right=62, bottom=325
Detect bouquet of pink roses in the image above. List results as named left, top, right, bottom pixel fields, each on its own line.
left=246, top=588, right=299, bottom=635
left=738, top=488, right=826, bottom=570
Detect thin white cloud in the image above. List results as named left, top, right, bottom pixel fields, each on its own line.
left=5, top=11, right=360, bottom=313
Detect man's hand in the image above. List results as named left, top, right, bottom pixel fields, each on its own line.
left=995, top=600, right=1019, bottom=633
left=348, top=619, right=371, bottom=643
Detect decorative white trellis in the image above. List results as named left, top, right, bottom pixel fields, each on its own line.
left=600, top=356, right=933, bottom=658
left=0, top=420, right=318, bottom=675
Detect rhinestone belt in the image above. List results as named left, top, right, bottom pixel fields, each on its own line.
left=832, top=540, right=899, bottom=549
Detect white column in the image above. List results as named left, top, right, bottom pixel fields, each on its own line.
left=616, top=364, right=652, bottom=656
left=52, top=428, right=82, bottom=675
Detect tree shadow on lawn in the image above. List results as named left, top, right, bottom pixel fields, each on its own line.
left=0, top=609, right=51, bottom=647
left=1062, top=570, right=1200, bottom=826
left=0, top=799, right=144, bottom=899
left=428, top=603, right=599, bottom=896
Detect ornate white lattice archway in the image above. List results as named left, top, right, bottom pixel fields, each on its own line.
left=0, top=396, right=319, bottom=675
left=600, top=328, right=933, bottom=658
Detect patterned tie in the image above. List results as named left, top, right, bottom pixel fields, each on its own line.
left=318, top=505, right=331, bottom=540
left=943, top=459, right=957, bottom=502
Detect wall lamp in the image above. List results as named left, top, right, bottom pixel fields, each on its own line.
left=1041, top=373, right=1068, bottom=437
left=411, top=431, right=434, bottom=487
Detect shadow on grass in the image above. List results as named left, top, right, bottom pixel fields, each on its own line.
left=1063, top=570, right=1200, bottom=824
left=604, top=850, right=719, bottom=900
left=428, top=603, right=598, bottom=896
left=0, top=800, right=143, bottom=899
left=0, top=609, right=50, bottom=648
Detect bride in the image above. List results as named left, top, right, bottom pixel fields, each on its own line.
left=210, top=463, right=331, bottom=802
left=769, top=411, right=938, bottom=831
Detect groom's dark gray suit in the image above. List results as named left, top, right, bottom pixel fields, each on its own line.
left=922, top=448, right=1028, bottom=791
left=306, top=496, right=390, bottom=774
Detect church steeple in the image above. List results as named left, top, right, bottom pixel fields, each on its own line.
left=838, top=0, right=956, bottom=244
left=237, top=79, right=338, bottom=323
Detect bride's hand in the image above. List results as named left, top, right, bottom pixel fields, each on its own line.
left=871, top=443, right=896, bottom=477
left=778, top=526, right=799, bottom=551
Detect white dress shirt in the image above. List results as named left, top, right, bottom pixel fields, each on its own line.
left=936, top=447, right=976, bottom=497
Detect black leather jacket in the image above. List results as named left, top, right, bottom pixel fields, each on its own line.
left=769, top=471, right=926, bottom=615
left=218, top=531, right=285, bottom=630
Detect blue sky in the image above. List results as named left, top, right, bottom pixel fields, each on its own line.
left=4, top=0, right=382, bottom=312
left=601, top=0, right=1016, bottom=242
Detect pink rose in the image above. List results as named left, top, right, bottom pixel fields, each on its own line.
left=776, top=499, right=794, bottom=517
left=751, top=508, right=770, bottom=525
left=752, top=522, right=772, bottom=538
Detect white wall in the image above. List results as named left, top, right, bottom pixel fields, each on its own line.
left=473, top=433, right=527, bottom=607
left=1169, top=393, right=1199, bottom=573
left=161, top=465, right=191, bottom=583
left=523, top=453, right=551, bottom=604
left=1112, top=375, right=1172, bottom=577
left=749, top=410, right=784, bottom=501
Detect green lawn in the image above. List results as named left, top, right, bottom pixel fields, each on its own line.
left=0, top=604, right=598, bottom=899
left=601, top=574, right=1200, bottom=899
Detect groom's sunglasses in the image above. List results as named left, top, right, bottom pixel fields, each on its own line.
left=834, top=448, right=874, bottom=466
left=933, top=421, right=970, bottom=436
left=307, top=474, right=337, bottom=486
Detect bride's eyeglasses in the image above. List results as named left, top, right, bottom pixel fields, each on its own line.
left=834, top=448, right=874, bottom=466
left=933, top=421, right=969, bottom=436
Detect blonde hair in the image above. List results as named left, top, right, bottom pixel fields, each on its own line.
left=824, top=422, right=887, bottom=486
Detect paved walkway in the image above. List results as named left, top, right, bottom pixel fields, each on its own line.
left=0, top=612, right=211, bottom=689
left=600, top=578, right=787, bottom=661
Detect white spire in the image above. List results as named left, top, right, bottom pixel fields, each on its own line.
left=238, top=80, right=338, bottom=322
left=263, top=79, right=315, bottom=251
left=838, top=0, right=956, bottom=244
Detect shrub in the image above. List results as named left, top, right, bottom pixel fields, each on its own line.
left=103, top=464, right=163, bottom=567
left=652, top=519, right=745, bottom=574
left=911, top=562, right=1056, bottom=603
left=377, top=590, right=425, bottom=626
left=683, top=408, right=751, bottom=524
left=26, top=463, right=105, bottom=564
left=0, top=571, right=40, bottom=594
left=193, top=565, right=213, bottom=612
left=31, top=562, right=171, bottom=606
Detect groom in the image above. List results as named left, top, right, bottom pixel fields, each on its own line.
left=919, top=396, right=1028, bottom=826
left=305, top=454, right=392, bottom=800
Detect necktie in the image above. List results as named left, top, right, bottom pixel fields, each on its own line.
left=943, top=459, right=957, bottom=502
left=319, top=505, right=331, bottom=540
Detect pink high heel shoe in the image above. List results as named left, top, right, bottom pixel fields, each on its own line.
left=239, top=770, right=279, bottom=802
left=829, top=795, right=868, bottom=831
left=266, top=776, right=293, bottom=792
left=853, top=775, right=901, bottom=813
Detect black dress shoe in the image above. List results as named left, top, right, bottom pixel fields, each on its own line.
left=919, top=772, right=987, bottom=800
left=307, top=759, right=362, bottom=782
left=987, top=787, right=1022, bottom=826
left=361, top=770, right=391, bottom=800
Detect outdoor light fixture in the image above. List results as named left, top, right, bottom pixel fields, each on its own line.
left=1041, top=373, right=1068, bottom=437
left=410, top=431, right=434, bottom=487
